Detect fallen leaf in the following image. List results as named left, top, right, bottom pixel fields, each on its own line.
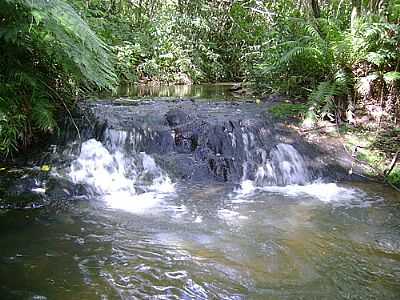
left=40, top=165, right=51, bottom=172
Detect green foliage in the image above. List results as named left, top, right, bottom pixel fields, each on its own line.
left=73, top=0, right=269, bottom=83
left=383, top=71, right=400, bottom=83
left=269, top=103, right=307, bottom=119
left=251, top=1, right=399, bottom=124
left=0, top=0, right=117, bottom=157
left=388, top=167, right=400, bottom=188
left=356, top=150, right=385, bottom=166
left=307, top=81, right=341, bottom=121
left=307, top=70, right=353, bottom=121
left=2, top=0, right=399, bottom=156
left=252, top=16, right=342, bottom=96
left=0, top=97, right=25, bottom=156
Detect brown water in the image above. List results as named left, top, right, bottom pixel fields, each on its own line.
left=1, top=86, right=400, bottom=299
left=0, top=181, right=399, bottom=299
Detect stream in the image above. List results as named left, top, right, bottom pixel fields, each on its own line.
left=1, top=85, right=400, bottom=299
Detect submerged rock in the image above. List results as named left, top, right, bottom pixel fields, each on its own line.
left=1, top=172, right=47, bottom=209
left=0, top=168, right=90, bottom=210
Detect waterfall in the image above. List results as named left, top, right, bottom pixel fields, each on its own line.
left=259, top=143, right=310, bottom=186
left=68, top=129, right=174, bottom=212
left=51, top=99, right=369, bottom=211
left=239, top=143, right=311, bottom=192
left=69, top=139, right=137, bottom=196
left=66, top=101, right=316, bottom=202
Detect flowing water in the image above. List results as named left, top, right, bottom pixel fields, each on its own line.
left=1, top=87, right=400, bottom=299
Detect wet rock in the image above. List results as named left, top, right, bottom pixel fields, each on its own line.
left=1, top=175, right=47, bottom=209
left=158, top=154, right=197, bottom=180
left=260, top=93, right=287, bottom=103
left=45, top=178, right=91, bottom=200
left=55, top=99, right=357, bottom=184
left=229, top=83, right=254, bottom=96
left=166, top=109, right=190, bottom=127
left=5, top=176, right=43, bottom=197
left=0, top=171, right=92, bottom=209
left=0, top=193, right=46, bottom=210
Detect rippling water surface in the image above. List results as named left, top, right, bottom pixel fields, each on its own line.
left=1, top=87, right=400, bottom=299
left=98, top=83, right=240, bottom=100
left=1, top=181, right=400, bottom=299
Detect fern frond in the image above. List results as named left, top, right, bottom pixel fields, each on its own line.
left=307, top=79, right=349, bottom=121
left=13, top=0, right=118, bottom=90
left=280, top=46, right=323, bottom=64
left=304, top=23, right=322, bottom=40
left=0, top=97, right=26, bottom=155
left=334, top=69, right=353, bottom=92
left=366, top=51, right=387, bottom=67
left=31, top=90, right=57, bottom=132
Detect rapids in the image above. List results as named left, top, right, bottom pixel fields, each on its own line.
left=0, top=86, right=399, bottom=299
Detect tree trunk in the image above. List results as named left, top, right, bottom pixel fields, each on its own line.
left=351, top=0, right=361, bottom=34
left=311, top=0, right=320, bottom=18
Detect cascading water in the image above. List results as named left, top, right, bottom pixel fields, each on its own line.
left=63, top=100, right=365, bottom=206
left=235, top=142, right=362, bottom=203
left=257, top=143, right=311, bottom=186
left=239, top=142, right=311, bottom=192
left=3, top=97, right=398, bottom=300
left=69, top=139, right=137, bottom=196
left=68, top=129, right=174, bottom=213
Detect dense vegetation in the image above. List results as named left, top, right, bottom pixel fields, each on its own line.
left=0, top=0, right=117, bottom=156
left=1, top=0, right=399, bottom=184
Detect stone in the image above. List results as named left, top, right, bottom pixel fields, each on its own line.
left=53, top=99, right=358, bottom=184
left=166, top=109, right=190, bottom=127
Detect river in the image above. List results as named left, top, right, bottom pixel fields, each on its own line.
left=0, top=85, right=399, bottom=299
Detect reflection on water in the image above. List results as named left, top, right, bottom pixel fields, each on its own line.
left=1, top=182, right=400, bottom=299
left=99, top=83, right=244, bottom=100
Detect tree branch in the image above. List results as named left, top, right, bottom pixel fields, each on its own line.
left=384, top=150, right=399, bottom=178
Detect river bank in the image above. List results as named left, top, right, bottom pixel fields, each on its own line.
left=262, top=96, right=400, bottom=190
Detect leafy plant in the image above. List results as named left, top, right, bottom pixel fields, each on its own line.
left=387, top=167, right=400, bottom=188
left=0, top=0, right=117, bottom=157
left=269, top=103, right=307, bottom=119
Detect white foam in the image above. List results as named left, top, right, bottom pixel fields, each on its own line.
left=236, top=180, right=256, bottom=195
left=218, top=209, right=240, bottom=219
left=234, top=142, right=368, bottom=205
left=103, top=191, right=167, bottom=213
left=69, top=139, right=136, bottom=195
left=234, top=180, right=369, bottom=206
left=68, top=139, right=174, bottom=213
left=261, top=182, right=361, bottom=203
left=217, top=209, right=248, bottom=223
left=194, top=216, right=203, bottom=223
left=32, top=187, right=46, bottom=194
